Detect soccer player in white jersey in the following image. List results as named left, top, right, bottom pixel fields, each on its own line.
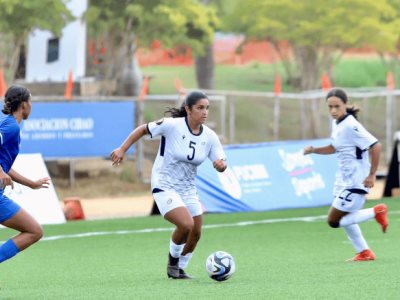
left=111, top=91, right=227, bottom=278
left=303, top=88, right=388, bottom=262
left=0, top=86, right=50, bottom=264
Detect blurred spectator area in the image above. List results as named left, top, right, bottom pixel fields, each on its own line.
left=135, top=34, right=284, bottom=66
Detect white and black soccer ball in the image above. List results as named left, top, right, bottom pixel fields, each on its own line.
left=205, top=251, right=236, bottom=281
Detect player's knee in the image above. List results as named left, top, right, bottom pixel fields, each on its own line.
left=30, top=224, right=43, bottom=243
left=327, top=220, right=340, bottom=228
left=179, top=219, right=194, bottom=233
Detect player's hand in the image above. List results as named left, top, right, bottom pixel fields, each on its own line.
left=31, top=177, right=51, bottom=189
left=0, top=172, right=13, bottom=189
left=213, top=159, right=227, bottom=172
left=110, top=148, right=125, bottom=166
left=363, top=175, right=375, bottom=188
left=303, top=146, right=314, bottom=155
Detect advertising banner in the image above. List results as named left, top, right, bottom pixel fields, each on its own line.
left=1, top=153, right=66, bottom=226
left=19, top=102, right=135, bottom=158
left=196, top=139, right=337, bottom=213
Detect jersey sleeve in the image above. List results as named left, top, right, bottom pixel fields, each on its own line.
left=208, top=130, right=226, bottom=162
left=351, top=122, right=378, bottom=150
left=147, top=117, right=173, bottom=139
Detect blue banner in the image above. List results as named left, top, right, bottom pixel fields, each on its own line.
left=196, top=139, right=337, bottom=213
left=19, top=102, right=135, bottom=158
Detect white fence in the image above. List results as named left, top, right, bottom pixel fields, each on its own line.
left=137, top=89, right=400, bottom=180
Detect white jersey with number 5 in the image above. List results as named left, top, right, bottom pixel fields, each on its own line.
left=331, top=114, right=378, bottom=196
left=147, top=117, right=226, bottom=195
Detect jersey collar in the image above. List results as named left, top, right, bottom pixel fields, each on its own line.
left=185, top=116, right=203, bottom=136
left=336, top=113, right=351, bottom=124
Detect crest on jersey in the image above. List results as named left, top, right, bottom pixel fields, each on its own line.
left=182, top=135, right=186, bottom=139
left=155, top=118, right=164, bottom=125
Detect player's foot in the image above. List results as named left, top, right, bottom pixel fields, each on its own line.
left=346, top=249, right=376, bottom=262
left=178, top=269, right=193, bottom=279
left=374, top=204, right=388, bottom=233
left=167, top=254, right=180, bottom=279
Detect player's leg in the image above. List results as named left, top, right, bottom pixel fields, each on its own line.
left=0, top=208, right=43, bottom=263
left=164, top=207, right=194, bottom=278
left=178, top=215, right=202, bottom=278
left=329, top=190, right=375, bottom=261
left=175, top=195, right=204, bottom=278
left=333, top=191, right=388, bottom=231
left=153, top=190, right=195, bottom=279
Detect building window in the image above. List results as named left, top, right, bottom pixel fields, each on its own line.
left=47, top=38, right=59, bottom=63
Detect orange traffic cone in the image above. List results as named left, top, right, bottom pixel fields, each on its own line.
left=64, top=70, right=74, bottom=100
left=387, top=71, right=395, bottom=90
left=175, top=77, right=186, bottom=95
left=0, top=69, right=7, bottom=97
left=138, top=76, right=149, bottom=101
left=274, top=74, right=281, bottom=96
left=321, top=72, right=332, bottom=91
left=63, top=197, right=85, bottom=221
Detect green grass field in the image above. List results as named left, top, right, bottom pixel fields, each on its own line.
left=0, top=198, right=398, bottom=299
left=142, top=58, right=398, bottom=94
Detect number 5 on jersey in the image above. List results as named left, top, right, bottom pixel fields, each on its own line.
left=187, top=141, right=196, bottom=160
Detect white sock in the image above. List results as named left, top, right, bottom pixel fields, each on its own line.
left=169, top=240, right=184, bottom=258
left=339, top=208, right=374, bottom=227
left=343, top=224, right=369, bottom=253
left=179, top=252, right=193, bottom=270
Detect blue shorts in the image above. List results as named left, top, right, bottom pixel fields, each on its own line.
left=0, top=193, right=21, bottom=223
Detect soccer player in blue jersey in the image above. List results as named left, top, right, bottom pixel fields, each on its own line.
left=111, top=91, right=227, bottom=279
left=0, top=85, right=50, bottom=264
left=304, top=88, right=388, bottom=262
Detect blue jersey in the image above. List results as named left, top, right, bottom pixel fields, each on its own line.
left=0, top=114, right=20, bottom=173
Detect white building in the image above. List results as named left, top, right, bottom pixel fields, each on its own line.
left=25, top=0, right=87, bottom=82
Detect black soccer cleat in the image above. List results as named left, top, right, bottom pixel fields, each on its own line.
left=178, top=268, right=193, bottom=279
left=167, top=254, right=180, bottom=279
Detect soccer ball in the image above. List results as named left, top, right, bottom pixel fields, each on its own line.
left=205, top=251, right=236, bottom=281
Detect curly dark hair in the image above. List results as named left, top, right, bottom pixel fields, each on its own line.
left=2, top=85, right=31, bottom=115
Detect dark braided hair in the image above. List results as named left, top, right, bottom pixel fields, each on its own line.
left=2, top=85, right=31, bottom=115
left=326, top=88, right=360, bottom=119
left=164, top=91, right=208, bottom=118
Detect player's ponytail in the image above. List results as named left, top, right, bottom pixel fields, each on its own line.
left=164, top=91, right=208, bottom=118
left=2, top=85, right=31, bottom=115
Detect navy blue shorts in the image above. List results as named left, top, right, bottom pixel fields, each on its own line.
left=0, top=193, right=21, bottom=223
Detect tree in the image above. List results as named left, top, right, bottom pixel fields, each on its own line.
left=0, top=0, right=73, bottom=82
left=377, top=0, right=400, bottom=85
left=224, top=0, right=399, bottom=90
left=86, top=0, right=218, bottom=96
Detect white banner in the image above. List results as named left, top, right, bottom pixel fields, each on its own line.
left=1, top=153, right=66, bottom=225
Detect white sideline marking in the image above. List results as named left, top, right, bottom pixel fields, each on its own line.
left=2, top=210, right=397, bottom=243
left=40, top=214, right=328, bottom=242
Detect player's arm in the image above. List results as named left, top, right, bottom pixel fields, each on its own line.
left=209, top=132, right=227, bottom=172
left=303, top=144, right=336, bottom=155
left=110, top=124, right=149, bottom=165
left=8, top=168, right=50, bottom=189
left=363, top=142, right=381, bottom=188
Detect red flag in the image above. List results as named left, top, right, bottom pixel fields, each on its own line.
left=64, top=70, right=74, bottom=101
left=321, top=72, right=332, bottom=91
left=387, top=71, right=395, bottom=90
left=138, top=76, right=149, bottom=101
left=0, top=69, right=7, bottom=98
left=274, top=74, right=281, bottom=96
